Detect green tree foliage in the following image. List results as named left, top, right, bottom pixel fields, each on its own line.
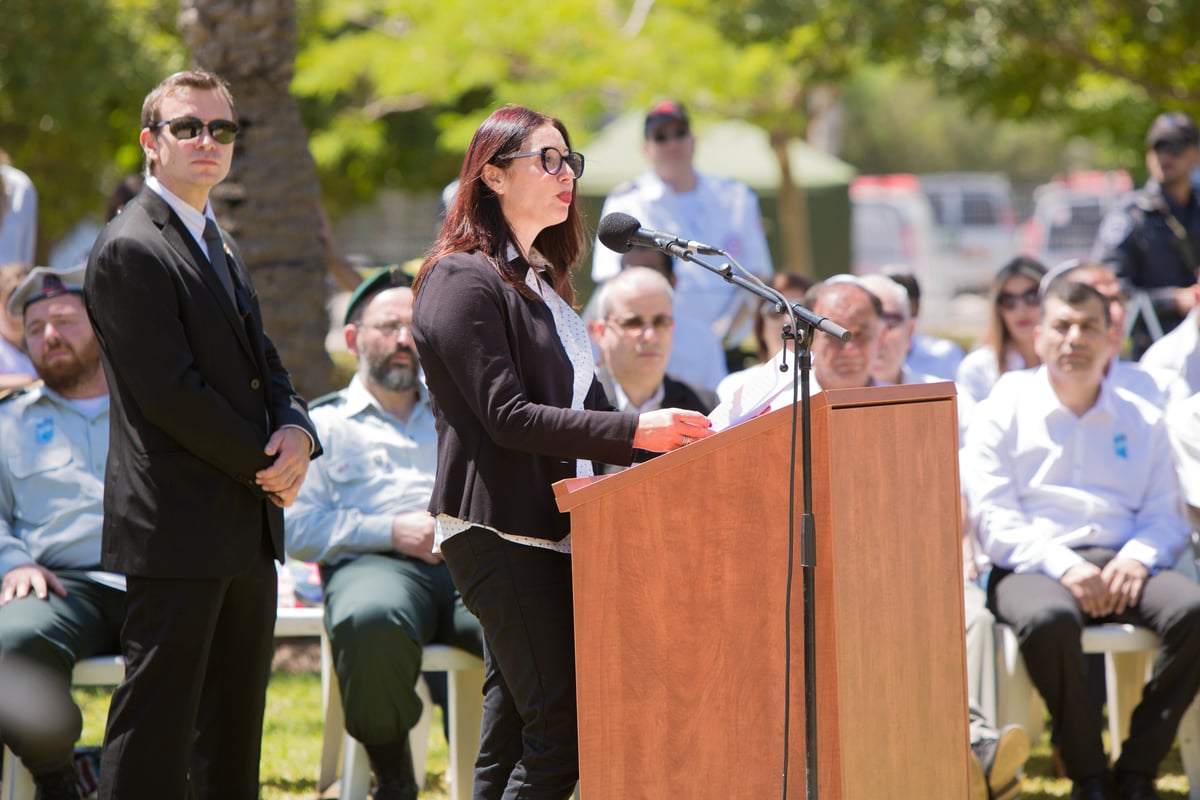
left=292, top=0, right=837, bottom=215
left=0, top=0, right=185, bottom=263
left=844, top=0, right=1200, bottom=164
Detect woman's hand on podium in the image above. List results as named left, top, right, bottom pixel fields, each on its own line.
left=632, top=408, right=714, bottom=452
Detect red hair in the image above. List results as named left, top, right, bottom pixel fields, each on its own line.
left=414, top=105, right=584, bottom=305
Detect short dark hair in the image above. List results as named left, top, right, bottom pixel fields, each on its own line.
left=880, top=267, right=920, bottom=315
left=141, top=70, right=236, bottom=131
left=1041, top=279, right=1111, bottom=328
left=140, top=70, right=237, bottom=176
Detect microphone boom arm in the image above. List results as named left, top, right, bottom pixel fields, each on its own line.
left=668, top=246, right=851, bottom=344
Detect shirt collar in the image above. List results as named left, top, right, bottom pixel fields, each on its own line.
left=612, top=379, right=666, bottom=413
left=18, top=383, right=109, bottom=419
left=1034, top=364, right=1115, bottom=421
left=145, top=175, right=216, bottom=244
left=338, top=374, right=427, bottom=420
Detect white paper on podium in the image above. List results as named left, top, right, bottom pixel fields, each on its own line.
left=708, top=358, right=817, bottom=432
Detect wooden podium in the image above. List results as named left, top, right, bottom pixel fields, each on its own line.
left=555, top=382, right=969, bottom=798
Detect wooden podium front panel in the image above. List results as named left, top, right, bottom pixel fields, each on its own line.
left=569, top=420, right=799, bottom=799
left=563, top=383, right=968, bottom=799
left=805, top=392, right=969, bottom=798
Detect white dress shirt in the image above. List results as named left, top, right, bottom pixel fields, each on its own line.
left=961, top=367, right=1188, bottom=580
left=592, top=170, right=773, bottom=346
left=1140, top=307, right=1200, bottom=394
left=906, top=332, right=965, bottom=382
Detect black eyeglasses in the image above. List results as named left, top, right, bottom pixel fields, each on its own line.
left=607, top=313, right=674, bottom=336
left=997, top=288, right=1040, bottom=311
left=510, top=147, right=585, bottom=179
left=154, top=116, right=240, bottom=145
left=651, top=127, right=690, bottom=144
left=362, top=321, right=412, bottom=339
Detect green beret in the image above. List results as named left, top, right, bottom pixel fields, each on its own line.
left=343, top=264, right=414, bottom=325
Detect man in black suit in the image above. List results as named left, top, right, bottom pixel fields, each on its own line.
left=84, top=70, right=320, bottom=800
left=588, top=266, right=717, bottom=473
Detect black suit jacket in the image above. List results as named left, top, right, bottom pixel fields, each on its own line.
left=85, top=189, right=320, bottom=578
left=593, top=369, right=718, bottom=474
left=411, top=250, right=638, bottom=542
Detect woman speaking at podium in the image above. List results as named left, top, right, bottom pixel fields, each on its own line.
left=411, top=104, right=711, bottom=798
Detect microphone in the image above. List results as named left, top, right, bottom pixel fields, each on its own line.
left=597, top=212, right=719, bottom=257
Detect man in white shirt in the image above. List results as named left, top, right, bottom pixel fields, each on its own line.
left=962, top=279, right=1200, bottom=800
left=587, top=267, right=717, bottom=473
left=1140, top=281, right=1200, bottom=394
left=859, top=274, right=940, bottom=386
left=591, top=101, right=773, bottom=351
left=880, top=266, right=965, bottom=382
left=1043, top=261, right=1188, bottom=408
left=807, top=277, right=885, bottom=392
left=0, top=161, right=37, bottom=266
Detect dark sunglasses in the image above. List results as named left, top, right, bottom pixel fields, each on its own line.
left=1152, top=139, right=1194, bottom=157
left=510, top=147, right=585, bottom=179
left=997, top=288, right=1040, bottom=311
left=154, top=116, right=240, bottom=145
left=650, top=127, right=690, bottom=144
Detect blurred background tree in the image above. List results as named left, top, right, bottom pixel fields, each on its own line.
left=0, top=0, right=184, bottom=261
left=3, top=0, right=1198, bottom=360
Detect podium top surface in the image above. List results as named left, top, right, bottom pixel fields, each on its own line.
left=554, top=380, right=956, bottom=513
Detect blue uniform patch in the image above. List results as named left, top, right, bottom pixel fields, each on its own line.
left=35, top=416, right=54, bottom=444
left=1113, top=433, right=1128, bottom=459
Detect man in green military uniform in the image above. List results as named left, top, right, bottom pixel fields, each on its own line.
left=0, top=264, right=123, bottom=800
left=285, top=268, right=482, bottom=800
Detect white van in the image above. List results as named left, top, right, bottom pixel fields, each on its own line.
left=918, top=172, right=1020, bottom=294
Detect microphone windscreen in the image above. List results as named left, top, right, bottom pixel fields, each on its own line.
left=597, top=212, right=642, bottom=254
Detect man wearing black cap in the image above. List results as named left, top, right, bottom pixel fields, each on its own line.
left=592, top=100, right=773, bottom=375
left=1094, top=111, right=1200, bottom=358
left=0, top=264, right=120, bottom=800
left=285, top=268, right=481, bottom=800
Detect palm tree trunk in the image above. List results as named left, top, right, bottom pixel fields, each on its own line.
left=770, top=127, right=814, bottom=279
left=180, top=0, right=332, bottom=399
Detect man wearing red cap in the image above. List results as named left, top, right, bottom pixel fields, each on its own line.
left=592, top=100, right=773, bottom=384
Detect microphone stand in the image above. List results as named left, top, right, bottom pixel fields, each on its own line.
left=666, top=245, right=846, bottom=800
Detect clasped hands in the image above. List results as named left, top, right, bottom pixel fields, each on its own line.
left=1061, top=557, right=1150, bottom=617
left=256, top=427, right=313, bottom=508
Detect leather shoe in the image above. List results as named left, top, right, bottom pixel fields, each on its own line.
left=1115, top=770, right=1160, bottom=800
left=364, top=739, right=419, bottom=800
left=1072, top=774, right=1115, bottom=800
left=32, top=764, right=81, bottom=800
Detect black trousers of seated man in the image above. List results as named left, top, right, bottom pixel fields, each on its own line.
left=988, top=546, right=1200, bottom=784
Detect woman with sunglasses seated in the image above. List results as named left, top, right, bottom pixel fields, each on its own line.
left=410, top=105, right=713, bottom=799
left=956, top=257, right=1048, bottom=431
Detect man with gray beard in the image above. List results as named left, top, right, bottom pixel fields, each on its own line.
left=284, top=268, right=482, bottom=800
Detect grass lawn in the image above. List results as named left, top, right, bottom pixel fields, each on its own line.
left=73, top=661, right=455, bottom=800
left=72, top=657, right=1192, bottom=799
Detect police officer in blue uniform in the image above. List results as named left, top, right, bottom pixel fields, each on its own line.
left=1094, top=111, right=1200, bottom=358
